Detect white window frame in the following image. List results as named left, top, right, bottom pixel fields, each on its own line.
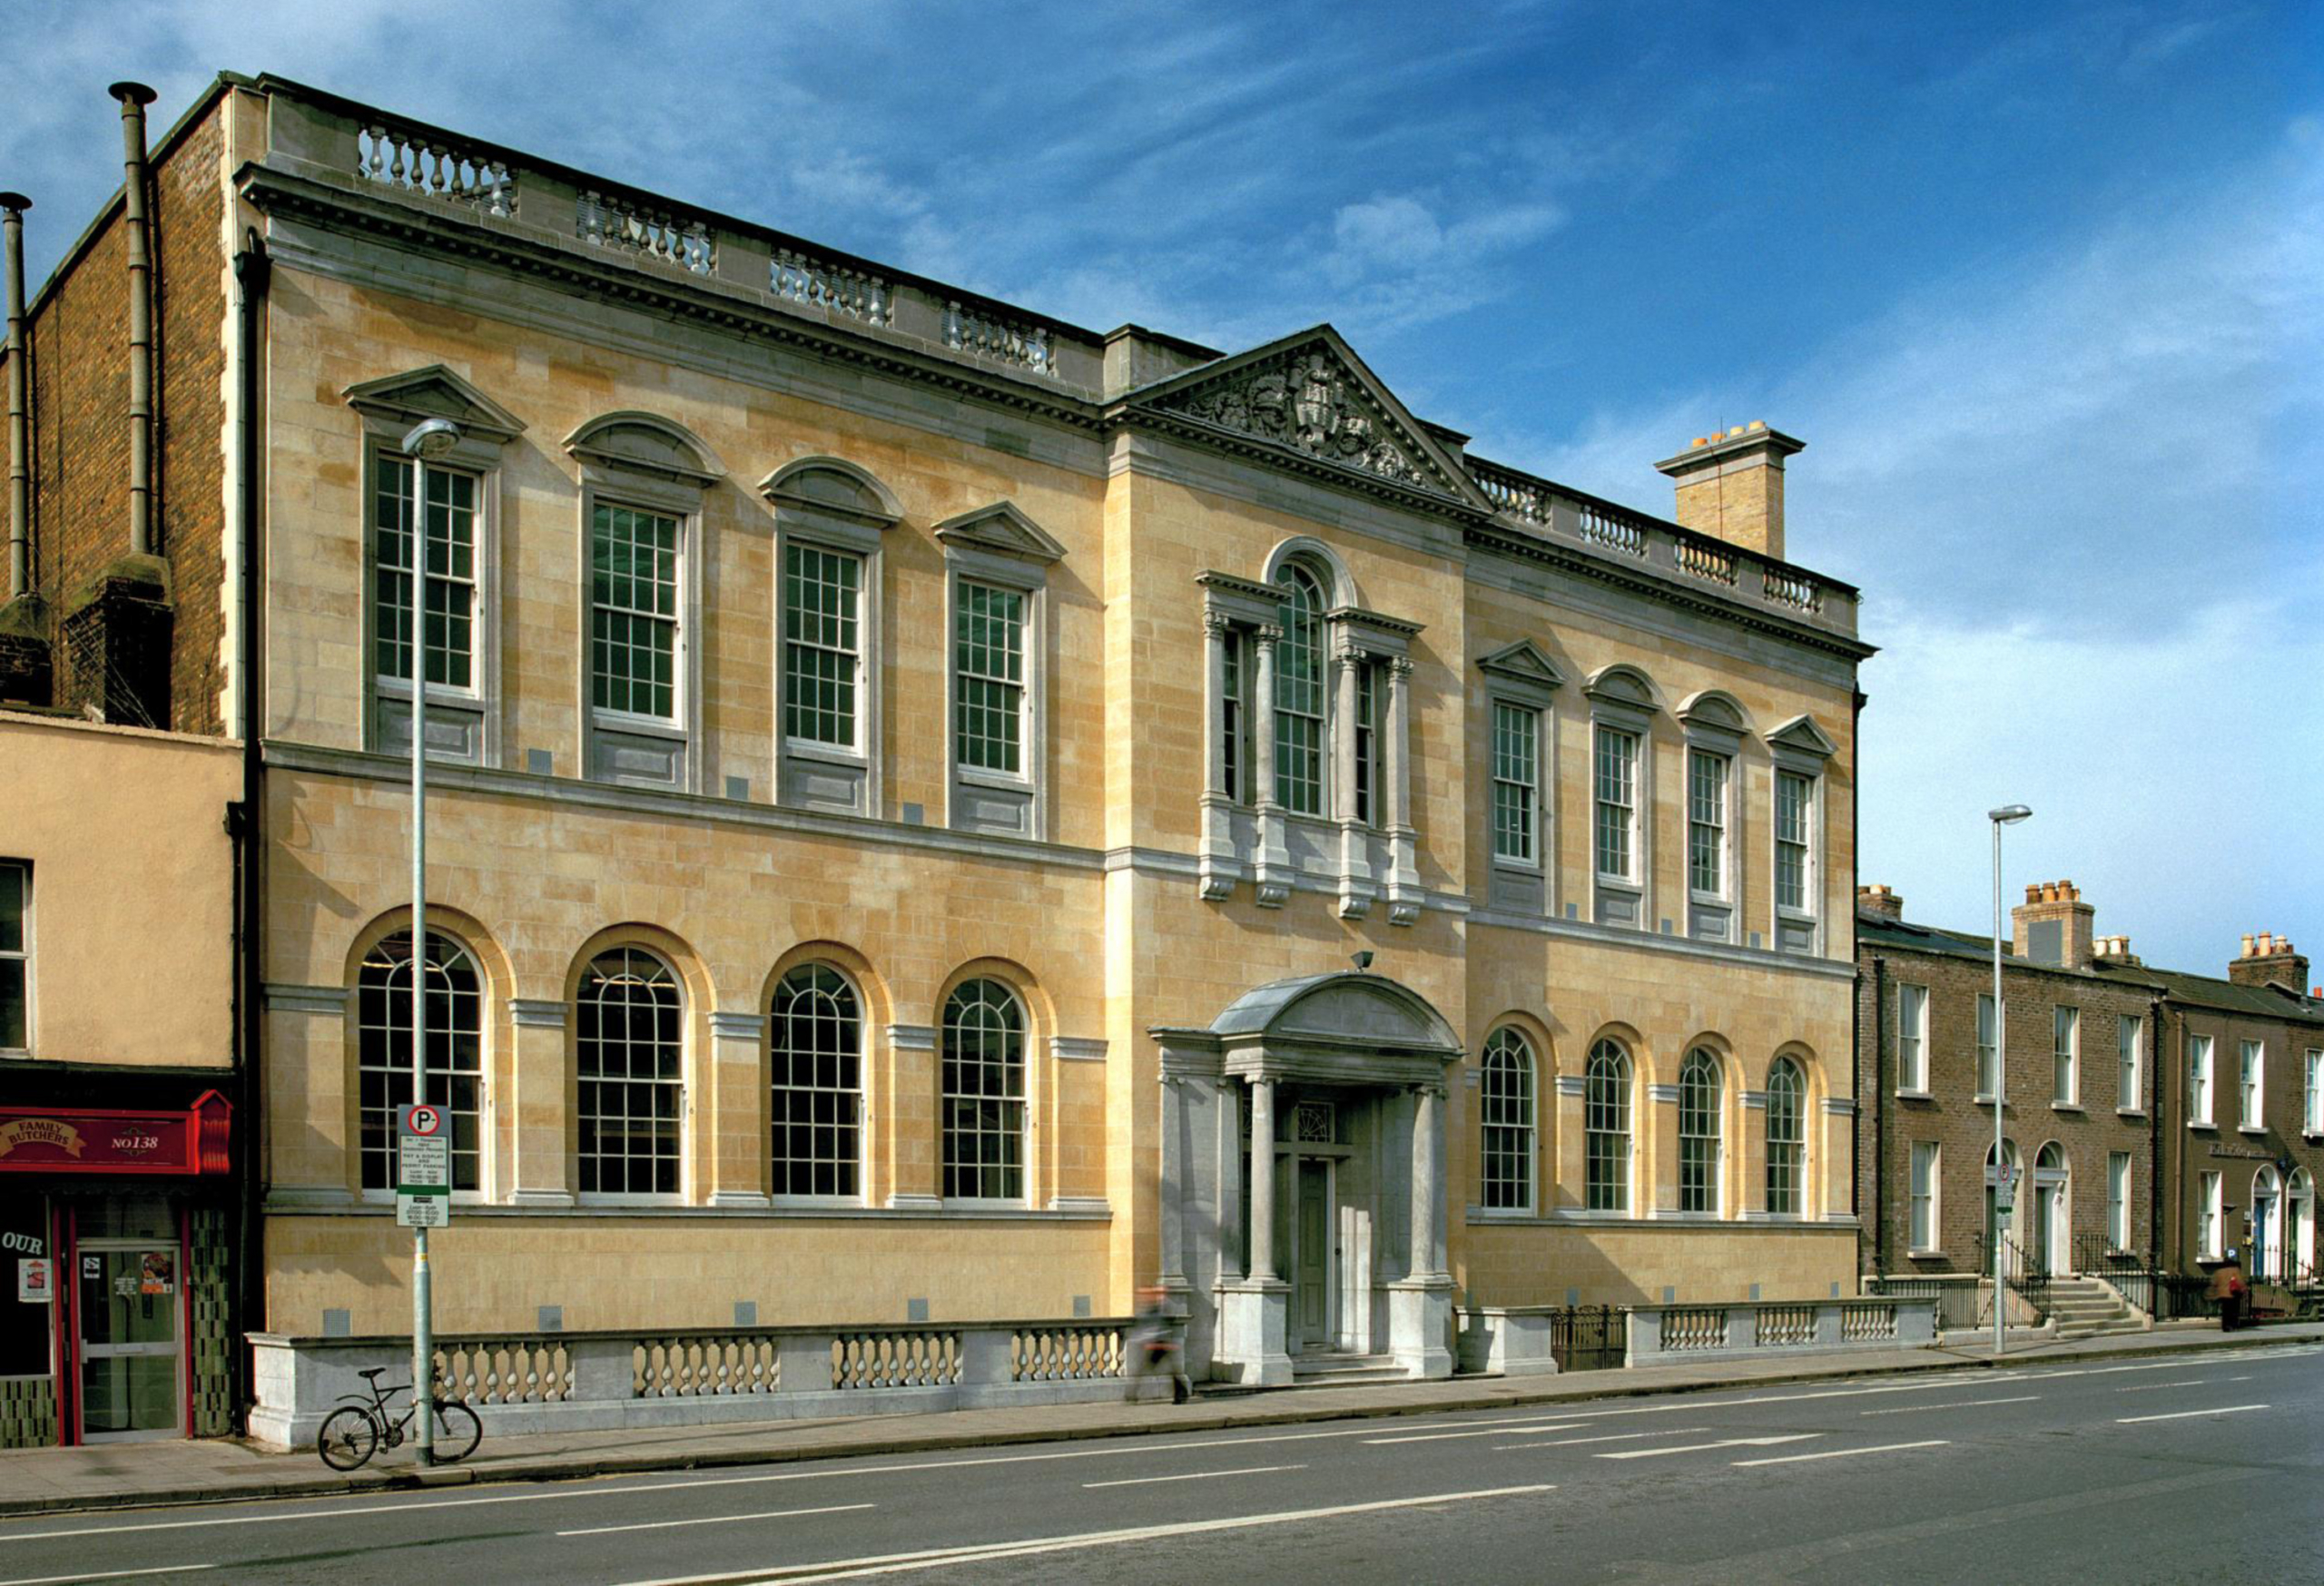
left=2239, top=1039, right=2265, bottom=1133
left=576, top=480, right=707, bottom=793
left=2053, top=1005, right=2080, bottom=1108
left=1897, top=983, right=1930, bottom=1096
left=2117, top=1014, right=2143, bottom=1115
left=1687, top=748, right=1731, bottom=902
left=936, top=505, right=1062, bottom=842
left=1765, top=1058, right=1808, bottom=1218
left=1908, top=1139, right=1940, bottom=1255
left=1271, top=563, right=1331, bottom=820
left=1478, top=1027, right=1537, bottom=1216
left=1765, top=715, right=1837, bottom=955
left=768, top=962, right=866, bottom=1205
left=1975, top=993, right=2000, bottom=1101
left=1490, top=700, right=1542, bottom=872
left=355, top=929, right=490, bottom=1205
left=2106, top=1150, right=2132, bottom=1252
left=1584, top=1038, right=1634, bottom=1215
left=1582, top=667, right=1658, bottom=932
left=940, top=978, right=1030, bottom=1206
left=2306, top=1049, right=2323, bottom=1136
left=1774, top=769, right=1817, bottom=920
left=573, top=945, right=690, bottom=1206
left=763, top=459, right=899, bottom=819
left=1678, top=1047, right=1724, bottom=1217
left=0, top=858, right=29, bottom=1056
left=2190, top=1034, right=2214, bottom=1127
left=1675, top=691, right=1748, bottom=945
left=1478, top=641, right=1563, bottom=920
left=2199, top=1170, right=2223, bottom=1259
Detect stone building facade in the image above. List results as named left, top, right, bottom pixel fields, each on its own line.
left=8, top=73, right=1875, bottom=1418
left=1854, top=883, right=2160, bottom=1283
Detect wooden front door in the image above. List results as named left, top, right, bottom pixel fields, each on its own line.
left=1295, top=1160, right=1331, bottom=1347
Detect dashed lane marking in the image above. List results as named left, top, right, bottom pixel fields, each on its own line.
left=1083, top=1463, right=1305, bottom=1489
left=560, top=1503, right=876, bottom=1538
left=1733, top=1440, right=1948, bottom=1468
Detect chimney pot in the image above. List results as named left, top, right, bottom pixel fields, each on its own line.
left=2242, top=934, right=2256, bottom=957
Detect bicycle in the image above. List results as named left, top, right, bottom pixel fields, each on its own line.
left=316, top=1366, right=482, bottom=1470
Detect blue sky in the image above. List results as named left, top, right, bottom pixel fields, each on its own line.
left=6, top=1, right=2317, bottom=976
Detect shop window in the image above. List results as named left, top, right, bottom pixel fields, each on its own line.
left=356, top=930, right=485, bottom=1194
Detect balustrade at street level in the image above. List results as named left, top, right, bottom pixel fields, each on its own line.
left=251, top=1315, right=1131, bottom=1449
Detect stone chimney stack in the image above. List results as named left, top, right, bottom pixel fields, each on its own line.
left=1856, top=883, right=1904, bottom=922
left=1654, top=421, right=1806, bottom=561
left=2012, top=880, right=2096, bottom=970
left=2228, top=932, right=2309, bottom=994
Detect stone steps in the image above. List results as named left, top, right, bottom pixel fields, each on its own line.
left=1291, top=1353, right=1409, bottom=1387
left=2043, top=1276, right=2146, bottom=1339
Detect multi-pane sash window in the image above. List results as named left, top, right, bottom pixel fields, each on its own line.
left=1775, top=771, right=1813, bottom=912
left=0, top=861, right=24, bottom=1051
left=1976, top=994, right=2000, bottom=1098
left=2199, top=1171, right=2222, bottom=1257
left=1909, top=1141, right=1939, bottom=1251
left=375, top=456, right=478, bottom=690
left=591, top=502, right=681, bottom=719
left=576, top=948, right=684, bottom=1197
left=1679, top=1049, right=1722, bottom=1215
left=955, top=581, right=1027, bottom=774
left=2190, top=1035, right=2214, bottom=1124
left=1273, top=567, right=1326, bottom=815
left=1766, top=1059, right=1806, bottom=1216
left=2308, top=1050, right=2323, bottom=1134
left=2053, top=1006, right=2079, bottom=1105
left=1688, top=750, right=1728, bottom=896
left=1593, top=728, right=1638, bottom=881
left=942, top=980, right=1025, bottom=1200
left=1221, top=629, right=1247, bottom=803
left=1479, top=1028, right=1535, bottom=1212
left=1584, top=1039, right=1632, bottom=1213
left=2107, top=1152, right=2132, bottom=1250
left=1352, top=661, right=1381, bottom=825
left=782, top=544, right=862, bottom=748
left=1898, top=983, right=1929, bottom=1092
left=356, top=930, right=483, bottom=1193
left=770, top=965, right=861, bottom=1198
left=2240, top=1040, right=2263, bottom=1128
left=1491, top=703, right=1540, bottom=866
left=2118, top=1016, right=2142, bottom=1111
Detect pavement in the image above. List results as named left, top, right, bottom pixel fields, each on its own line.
left=4, top=1318, right=2319, bottom=1522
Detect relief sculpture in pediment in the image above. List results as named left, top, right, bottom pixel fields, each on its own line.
left=1173, top=350, right=1421, bottom=486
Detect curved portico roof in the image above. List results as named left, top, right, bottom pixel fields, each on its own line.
left=1209, top=970, right=1461, bottom=1055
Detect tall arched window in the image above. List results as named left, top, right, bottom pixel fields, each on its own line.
left=1765, top=1057, right=1806, bottom=1217
left=1273, top=565, right=1327, bottom=816
left=1679, top=1047, right=1723, bottom=1216
left=1480, top=1028, right=1535, bottom=1212
left=576, top=947, right=684, bottom=1197
left=942, top=979, right=1025, bottom=1200
left=770, top=964, right=862, bottom=1198
left=357, top=930, right=483, bottom=1192
left=1585, top=1038, right=1632, bottom=1213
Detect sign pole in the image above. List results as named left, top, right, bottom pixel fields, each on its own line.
left=409, top=459, right=433, bottom=1469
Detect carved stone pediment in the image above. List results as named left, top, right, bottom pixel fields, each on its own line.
left=565, top=411, right=724, bottom=488
left=344, top=365, right=527, bottom=444
left=1478, top=639, right=1565, bottom=692
left=1768, top=714, right=1838, bottom=760
left=1124, top=329, right=1487, bottom=507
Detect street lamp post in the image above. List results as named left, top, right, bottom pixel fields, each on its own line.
left=399, top=417, right=462, bottom=1464
left=1989, top=803, right=2032, bottom=1357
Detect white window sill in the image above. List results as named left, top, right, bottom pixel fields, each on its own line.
left=1472, top=1206, right=1539, bottom=1222
left=576, top=1194, right=688, bottom=1208
left=768, top=1195, right=869, bottom=1211
left=2052, top=1103, right=2084, bottom=1115
left=1973, top=1092, right=1997, bottom=1106
left=784, top=740, right=869, bottom=769
left=2238, top=1125, right=2268, bottom=1136
left=956, top=764, right=1034, bottom=793
left=2116, top=1108, right=2147, bottom=1119
left=2190, top=1121, right=2218, bottom=1132
left=1492, top=859, right=1544, bottom=876
left=1894, top=1089, right=1934, bottom=1102
left=1907, top=1246, right=1945, bottom=1259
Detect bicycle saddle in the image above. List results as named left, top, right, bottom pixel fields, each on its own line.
left=356, top=1367, right=388, bottom=1379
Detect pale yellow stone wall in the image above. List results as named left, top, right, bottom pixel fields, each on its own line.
left=1462, top=1223, right=1855, bottom=1307
left=0, top=714, right=239, bottom=1068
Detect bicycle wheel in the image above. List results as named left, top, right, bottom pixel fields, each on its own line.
left=428, top=1399, right=482, bottom=1463
left=317, top=1406, right=379, bottom=1471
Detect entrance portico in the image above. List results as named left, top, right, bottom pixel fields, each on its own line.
left=1153, top=970, right=1462, bottom=1386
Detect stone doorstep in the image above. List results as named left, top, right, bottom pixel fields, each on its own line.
left=3, top=1324, right=2319, bottom=1520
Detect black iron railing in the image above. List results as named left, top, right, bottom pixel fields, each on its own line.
left=1549, top=1305, right=1627, bottom=1373
left=1862, top=1276, right=1983, bottom=1332
left=1974, top=1233, right=2051, bottom=1322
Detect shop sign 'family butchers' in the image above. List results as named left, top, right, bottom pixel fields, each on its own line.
left=0, top=1093, right=231, bottom=1176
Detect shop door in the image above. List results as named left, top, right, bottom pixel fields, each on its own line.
left=1295, top=1161, right=1331, bottom=1349
left=76, top=1245, right=182, bottom=1442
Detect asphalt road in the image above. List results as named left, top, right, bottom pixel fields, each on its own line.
left=6, top=1341, right=2319, bottom=1586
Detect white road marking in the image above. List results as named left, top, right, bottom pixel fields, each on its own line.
left=0, top=1568, right=214, bottom=1586
left=1599, top=1434, right=1817, bottom=1461
left=1712, top=1380, right=1974, bottom=1407
left=1733, top=1440, right=1948, bottom=1468
left=1082, top=1463, right=1305, bottom=1489
left=560, top=1503, right=875, bottom=1538
left=1365, top=1420, right=1595, bottom=1444
left=2118, top=1404, right=2270, bottom=1424
left=2115, top=1380, right=2209, bottom=1393
left=1492, top=1427, right=1712, bottom=1451
left=615, top=1484, right=1557, bottom=1585
left=1861, top=1395, right=2036, bottom=1415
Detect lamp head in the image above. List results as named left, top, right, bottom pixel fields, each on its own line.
left=399, top=418, right=463, bottom=459
left=1988, top=804, right=2033, bottom=825
left=1350, top=951, right=1374, bottom=973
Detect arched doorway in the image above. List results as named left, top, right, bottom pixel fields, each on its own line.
left=2033, top=1143, right=2070, bottom=1276
left=2289, top=1170, right=2315, bottom=1284
left=1152, top=970, right=1463, bottom=1387
left=2251, top=1166, right=2281, bottom=1282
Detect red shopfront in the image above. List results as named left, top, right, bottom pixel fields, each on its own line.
left=0, top=1092, right=231, bottom=1445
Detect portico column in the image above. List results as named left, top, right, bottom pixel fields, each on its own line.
left=1248, top=1078, right=1278, bottom=1280
left=1157, top=1074, right=1187, bottom=1295
left=1411, top=1082, right=1444, bottom=1278
left=1251, top=626, right=1288, bottom=907
left=1384, top=656, right=1420, bottom=925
